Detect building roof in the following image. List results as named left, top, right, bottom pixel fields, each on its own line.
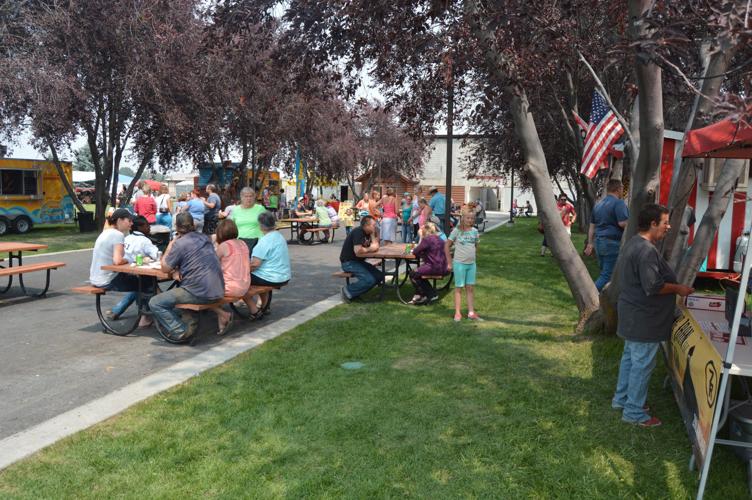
left=355, top=169, right=418, bottom=185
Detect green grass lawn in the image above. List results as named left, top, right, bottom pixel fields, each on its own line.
left=0, top=205, right=102, bottom=254
left=0, top=224, right=97, bottom=254
left=0, top=219, right=746, bottom=498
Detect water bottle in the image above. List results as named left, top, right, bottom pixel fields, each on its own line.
left=136, top=253, right=143, bottom=266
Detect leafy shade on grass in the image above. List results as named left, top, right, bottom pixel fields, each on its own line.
left=0, top=219, right=746, bottom=498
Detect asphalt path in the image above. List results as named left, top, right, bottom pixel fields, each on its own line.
left=0, top=212, right=506, bottom=440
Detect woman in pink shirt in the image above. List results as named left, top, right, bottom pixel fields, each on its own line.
left=133, top=183, right=157, bottom=223
left=379, top=187, right=399, bottom=244
left=212, top=219, right=251, bottom=335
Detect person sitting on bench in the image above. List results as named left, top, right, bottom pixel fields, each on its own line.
left=339, top=215, right=384, bottom=302
left=108, top=215, right=159, bottom=321
left=408, top=222, right=448, bottom=305
left=248, top=211, right=291, bottom=317
left=149, top=212, right=225, bottom=341
left=89, top=208, right=154, bottom=328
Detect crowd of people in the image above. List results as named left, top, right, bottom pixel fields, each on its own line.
left=90, top=186, right=291, bottom=341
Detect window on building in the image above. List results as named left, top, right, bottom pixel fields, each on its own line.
left=0, top=169, right=39, bottom=196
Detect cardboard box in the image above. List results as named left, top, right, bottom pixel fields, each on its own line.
left=685, top=294, right=726, bottom=312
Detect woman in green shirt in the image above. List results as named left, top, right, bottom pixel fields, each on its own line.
left=230, top=187, right=267, bottom=254
left=314, top=199, right=333, bottom=243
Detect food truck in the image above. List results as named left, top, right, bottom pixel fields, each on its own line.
left=0, top=158, right=75, bottom=235
left=656, top=131, right=751, bottom=277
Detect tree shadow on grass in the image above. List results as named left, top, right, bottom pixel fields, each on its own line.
left=589, top=336, right=748, bottom=498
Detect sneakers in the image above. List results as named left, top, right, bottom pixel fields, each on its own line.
left=637, top=416, right=662, bottom=428
left=341, top=287, right=352, bottom=303
left=428, top=295, right=440, bottom=303
left=467, top=312, right=483, bottom=321
left=105, top=310, right=120, bottom=321
left=408, top=295, right=426, bottom=305
left=453, top=313, right=462, bottom=322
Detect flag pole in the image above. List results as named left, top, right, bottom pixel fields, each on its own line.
left=577, top=51, right=635, bottom=149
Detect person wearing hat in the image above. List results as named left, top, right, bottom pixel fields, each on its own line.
left=89, top=208, right=154, bottom=327
left=428, top=186, right=446, bottom=233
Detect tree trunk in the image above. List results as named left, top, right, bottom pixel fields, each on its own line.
left=509, top=91, right=600, bottom=327
left=122, top=150, right=154, bottom=207
left=676, top=159, right=746, bottom=285
left=597, top=0, right=664, bottom=335
left=623, top=1, right=664, bottom=241
left=46, top=141, right=87, bottom=213
left=464, top=0, right=599, bottom=328
left=663, top=38, right=736, bottom=260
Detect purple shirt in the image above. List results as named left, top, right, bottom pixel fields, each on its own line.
left=413, top=235, right=447, bottom=276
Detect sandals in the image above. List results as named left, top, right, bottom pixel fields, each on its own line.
left=217, top=311, right=235, bottom=336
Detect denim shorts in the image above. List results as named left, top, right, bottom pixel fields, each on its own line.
left=453, top=262, right=476, bottom=287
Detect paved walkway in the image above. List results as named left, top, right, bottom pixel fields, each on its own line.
left=0, top=213, right=507, bottom=442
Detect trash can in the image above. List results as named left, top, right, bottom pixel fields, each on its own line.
left=77, top=211, right=97, bottom=233
left=149, top=224, right=171, bottom=252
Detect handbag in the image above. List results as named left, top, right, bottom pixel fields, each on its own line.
left=158, top=194, right=169, bottom=213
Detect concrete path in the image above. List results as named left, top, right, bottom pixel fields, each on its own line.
left=0, top=212, right=507, bottom=443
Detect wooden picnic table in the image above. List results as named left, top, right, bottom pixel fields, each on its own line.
left=0, top=241, right=63, bottom=297
left=365, top=243, right=452, bottom=303
left=92, top=263, right=176, bottom=336
left=277, top=217, right=318, bottom=243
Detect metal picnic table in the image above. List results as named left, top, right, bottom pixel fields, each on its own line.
left=0, top=242, right=57, bottom=296
left=98, top=263, right=178, bottom=341
left=368, top=243, right=452, bottom=303
left=277, top=217, right=318, bottom=243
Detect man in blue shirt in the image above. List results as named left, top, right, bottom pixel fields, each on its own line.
left=428, top=187, right=446, bottom=233
left=585, top=180, right=629, bottom=291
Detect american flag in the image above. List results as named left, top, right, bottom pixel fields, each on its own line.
left=580, top=90, right=624, bottom=179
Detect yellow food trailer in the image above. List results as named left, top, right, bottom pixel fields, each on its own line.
left=0, top=158, right=75, bottom=235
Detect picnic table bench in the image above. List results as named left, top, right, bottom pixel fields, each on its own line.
left=278, top=217, right=335, bottom=244
left=0, top=242, right=65, bottom=297
left=333, top=243, right=453, bottom=304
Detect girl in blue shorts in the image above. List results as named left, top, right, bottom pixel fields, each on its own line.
left=445, top=210, right=481, bottom=321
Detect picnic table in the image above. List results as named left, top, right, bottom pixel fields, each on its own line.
left=277, top=217, right=319, bottom=244
left=368, top=243, right=452, bottom=303
left=0, top=242, right=66, bottom=297
left=91, top=263, right=176, bottom=339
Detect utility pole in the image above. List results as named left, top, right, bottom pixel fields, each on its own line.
left=444, top=73, right=453, bottom=235
left=509, top=167, right=515, bottom=225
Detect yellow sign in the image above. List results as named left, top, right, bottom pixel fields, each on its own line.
left=666, top=305, right=722, bottom=468
left=338, top=201, right=354, bottom=227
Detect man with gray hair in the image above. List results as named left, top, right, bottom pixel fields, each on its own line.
left=150, top=212, right=225, bottom=341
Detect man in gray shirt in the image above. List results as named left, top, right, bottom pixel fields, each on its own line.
left=612, top=204, right=693, bottom=427
left=149, top=212, right=225, bottom=341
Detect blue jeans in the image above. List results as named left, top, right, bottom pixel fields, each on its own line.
left=595, top=237, right=620, bottom=291
left=341, top=260, right=384, bottom=299
left=345, top=226, right=352, bottom=236
left=402, top=222, right=413, bottom=243
left=156, top=212, right=172, bottom=228
left=105, top=273, right=154, bottom=316
left=612, top=340, right=660, bottom=423
left=149, top=287, right=216, bottom=337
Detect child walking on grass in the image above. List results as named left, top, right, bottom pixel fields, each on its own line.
left=445, top=210, right=481, bottom=322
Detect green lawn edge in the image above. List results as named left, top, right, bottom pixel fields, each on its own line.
left=0, top=218, right=746, bottom=499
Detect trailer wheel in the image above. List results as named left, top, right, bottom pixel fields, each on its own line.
left=13, top=216, right=32, bottom=234
left=0, top=217, right=8, bottom=236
